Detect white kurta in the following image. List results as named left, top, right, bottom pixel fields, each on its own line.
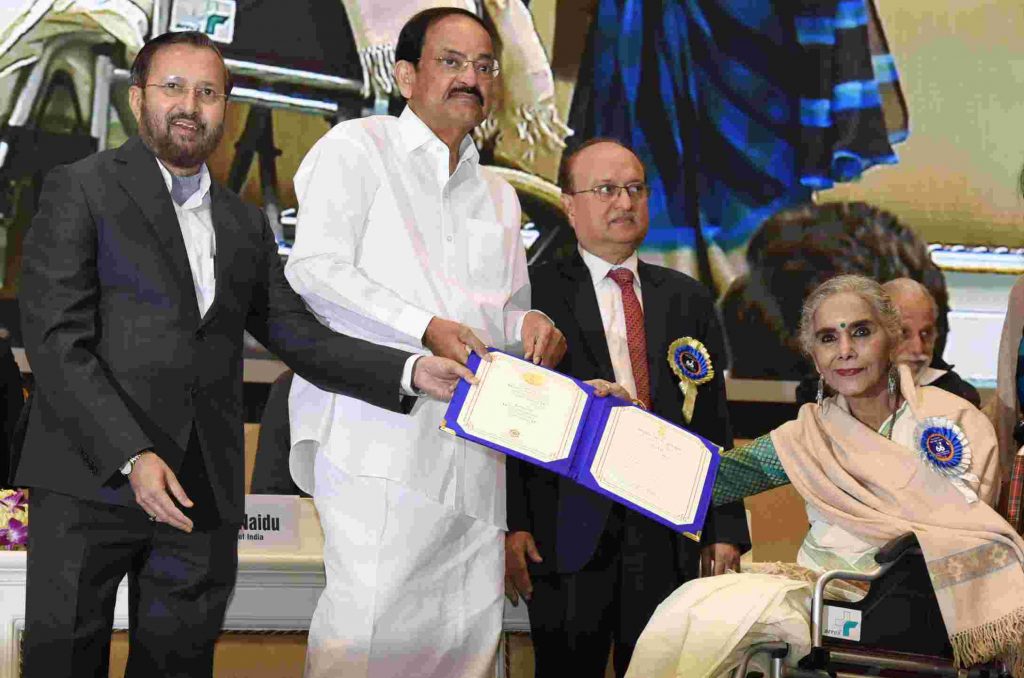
left=286, top=106, right=528, bottom=525
left=285, top=107, right=529, bottom=678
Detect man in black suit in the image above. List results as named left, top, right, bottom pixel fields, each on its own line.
left=505, top=139, right=750, bottom=677
left=12, top=31, right=469, bottom=678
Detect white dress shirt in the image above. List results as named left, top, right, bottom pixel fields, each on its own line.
left=155, top=160, right=216, bottom=317
left=578, top=246, right=643, bottom=401
left=285, top=106, right=531, bottom=527
left=155, top=159, right=422, bottom=394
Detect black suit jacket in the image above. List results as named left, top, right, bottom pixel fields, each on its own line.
left=0, top=335, right=23, bottom=485
left=251, top=370, right=306, bottom=497
left=931, top=369, right=981, bottom=409
left=13, top=136, right=409, bottom=522
left=508, top=252, right=750, bottom=575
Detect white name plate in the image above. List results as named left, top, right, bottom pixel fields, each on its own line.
left=823, top=605, right=862, bottom=642
left=238, top=494, right=300, bottom=549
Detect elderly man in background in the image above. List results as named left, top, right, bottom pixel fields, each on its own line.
left=285, top=7, right=564, bottom=678
left=882, top=278, right=980, bottom=407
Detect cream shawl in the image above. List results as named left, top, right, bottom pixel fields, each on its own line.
left=772, top=365, right=1024, bottom=671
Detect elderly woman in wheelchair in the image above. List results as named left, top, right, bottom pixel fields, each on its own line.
left=626, top=275, right=1024, bottom=678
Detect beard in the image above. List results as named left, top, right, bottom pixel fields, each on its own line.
left=903, top=355, right=930, bottom=379
left=138, top=100, right=223, bottom=169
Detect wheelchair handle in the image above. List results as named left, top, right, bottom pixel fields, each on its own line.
left=874, top=532, right=921, bottom=564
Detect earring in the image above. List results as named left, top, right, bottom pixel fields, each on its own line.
left=816, top=376, right=824, bottom=407
left=887, top=365, right=898, bottom=398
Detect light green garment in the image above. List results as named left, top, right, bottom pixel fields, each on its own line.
left=712, top=401, right=911, bottom=574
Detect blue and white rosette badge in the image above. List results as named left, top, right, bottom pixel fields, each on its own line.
left=667, top=337, right=714, bottom=424
left=914, top=417, right=979, bottom=503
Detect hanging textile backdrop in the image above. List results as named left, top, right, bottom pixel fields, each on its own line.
left=0, top=0, right=907, bottom=291
left=567, top=0, right=907, bottom=274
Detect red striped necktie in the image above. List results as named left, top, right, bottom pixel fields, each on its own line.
left=608, top=267, right=650, bottom=409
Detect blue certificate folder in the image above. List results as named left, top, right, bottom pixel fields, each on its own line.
left=440, top=350, right=722, bottom=539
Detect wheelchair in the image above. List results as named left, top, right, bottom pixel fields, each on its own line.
left=734, top=533, right=1012, bottom=678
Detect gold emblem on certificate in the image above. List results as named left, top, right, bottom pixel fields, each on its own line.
left=454, top=352, right=588, bottom=463
left=667, top=337, right=714, bottom=424
left=523, top=372, right=546, bottom=386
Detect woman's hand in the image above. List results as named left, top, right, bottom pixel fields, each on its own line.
left=585, top=379, right=632, bottom=401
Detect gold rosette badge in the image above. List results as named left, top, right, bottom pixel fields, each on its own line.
left=667, top=338, right=714, bottom=424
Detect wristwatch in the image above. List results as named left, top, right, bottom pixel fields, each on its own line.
left=120, top=453, right=145, bottom=476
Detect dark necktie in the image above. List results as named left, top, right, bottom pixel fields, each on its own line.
left=608, top=267, right=650, bottom=408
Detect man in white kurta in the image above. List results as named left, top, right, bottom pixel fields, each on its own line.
left=283, top=8, right=564, bottom=678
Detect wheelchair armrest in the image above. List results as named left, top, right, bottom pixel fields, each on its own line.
left=874, top=532, right=919, bottom=565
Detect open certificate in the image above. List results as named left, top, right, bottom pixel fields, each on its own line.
left=441, top=350, right=721, bottom=538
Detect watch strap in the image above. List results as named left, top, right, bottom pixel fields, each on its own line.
left=120, top=452, right=145, bottom=476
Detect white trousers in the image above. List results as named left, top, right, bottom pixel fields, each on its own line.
left=305, top=453, right=504, bottom=678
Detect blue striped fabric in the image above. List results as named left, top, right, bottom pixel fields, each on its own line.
left=872, top=54, right=899, bottom=83
left=796, top=17, right=836, bottom=46
left=832, top=80, right=882, bottom=111
left=800, top=99, right=832, bottom=128
left=566, top=0, right=908, bottom=254
left=835, top=0, right=869, bottom=29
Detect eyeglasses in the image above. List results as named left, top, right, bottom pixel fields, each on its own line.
left=144, top=81, right=227, bottom=105
left=567, top=183, right=650, bottom=201
left=427, top=55, right=500, bottom=79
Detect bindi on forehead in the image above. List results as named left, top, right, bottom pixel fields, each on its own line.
left=816, top=317, right=873, bottom=335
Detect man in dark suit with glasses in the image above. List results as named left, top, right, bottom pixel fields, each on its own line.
left=506, top=138, right=750, bottom=677
left=13, top=30, right=469, bottom=678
